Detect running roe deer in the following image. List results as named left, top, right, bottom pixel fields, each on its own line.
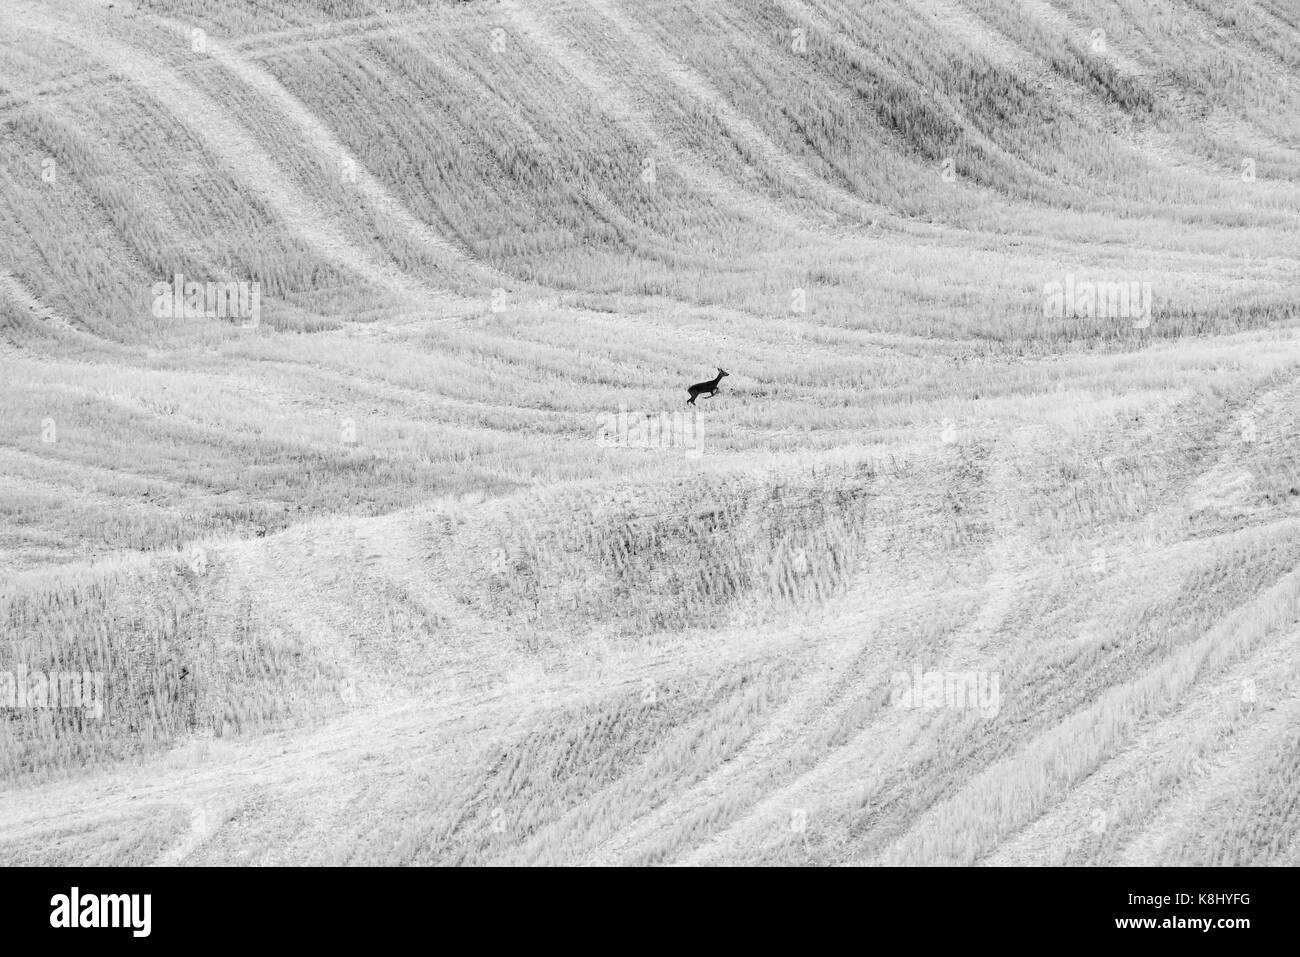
left=686, top=368, right=728, bottom=405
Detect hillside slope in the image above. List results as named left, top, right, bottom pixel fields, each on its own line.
left=2, top=0, right=1299, bottom=865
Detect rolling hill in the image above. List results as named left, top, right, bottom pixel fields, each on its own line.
left=2, top=0, right=1299, bottom=865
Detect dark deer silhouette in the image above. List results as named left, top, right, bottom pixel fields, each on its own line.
left=686, top=368, right=728, bottom=406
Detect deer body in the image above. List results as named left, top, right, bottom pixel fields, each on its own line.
left=687, top=368, right=728, bottom=405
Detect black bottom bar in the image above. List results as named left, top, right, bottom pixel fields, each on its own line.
left=0, top=866, right=1280, bottom=946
